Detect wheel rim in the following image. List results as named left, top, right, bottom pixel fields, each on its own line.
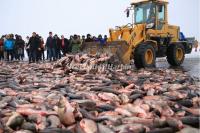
left=145, top=49, right=153, bottom=65
left=176, top=48, right=183, bottom=61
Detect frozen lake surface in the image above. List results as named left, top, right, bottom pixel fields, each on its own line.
left=157, top=49, right=200, bottom=78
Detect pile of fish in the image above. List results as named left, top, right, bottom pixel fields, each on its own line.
left=0, top=54, right=199, bottom=133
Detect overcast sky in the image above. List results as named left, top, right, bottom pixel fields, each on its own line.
left=0, top=0, right=199, bottom=41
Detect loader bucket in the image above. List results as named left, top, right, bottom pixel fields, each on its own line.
left=81, top=41, right=130, bottom=64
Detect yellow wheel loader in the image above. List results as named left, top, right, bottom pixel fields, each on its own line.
left=82, top=0, right=194, bottom=68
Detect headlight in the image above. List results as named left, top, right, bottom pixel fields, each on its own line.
left=146, top=23, right=154, bottom=29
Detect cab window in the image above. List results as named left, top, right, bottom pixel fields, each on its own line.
left=135, top=3, right=155, bottom=24
left=135, top=8, right=144, bottom=23
left=158, top=5, right=165, bottom=21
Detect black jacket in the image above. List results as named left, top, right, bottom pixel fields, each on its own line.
left=85, top=38, right=93, bottom=42
left=15, top=39, right=25, bottom=49
left=52, top=38, right=61, bottom=50
left=46, top=37, right=53, bottom=48
left=28, top=36, right=40, bottom=51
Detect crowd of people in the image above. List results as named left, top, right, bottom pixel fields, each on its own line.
left=0, top=34, right=25, bottom=61
left=0, top=32, right=108, bottom=63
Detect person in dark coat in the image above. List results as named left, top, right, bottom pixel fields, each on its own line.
left=85, top=34, right=93, bottom=42
left=15, top=35, right=25, bottom=60
left=68, top=35, right=73, bottom=53
left=104, top=35, right=108, bottom=42
left=60, top=35, right=69, bottom=56
left=53, top=34, right=61, bottom=59
left=35, top=34, right=41, bottom=61
left=81, top=34, right=93, bottom=51
left=46, top=32, right=54, bottom=61
left=28, top=32, right=40, bottom=63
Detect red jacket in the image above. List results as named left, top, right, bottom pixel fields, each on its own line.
left=0, top=39, right=3, bottom=46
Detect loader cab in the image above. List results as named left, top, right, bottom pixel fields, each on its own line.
left=132, top=0, right=168, bottom=30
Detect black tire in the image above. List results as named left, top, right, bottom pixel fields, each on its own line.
left=167, top=43, right=185, bottom=66
left=134, top=44, right=156, bottom=69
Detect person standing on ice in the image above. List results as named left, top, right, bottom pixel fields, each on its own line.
left=4, top=34, right=15, bottom=61
left=15, top=35, right=25, bottom=60
left=46, top=32, right=54, bottom=61
left=71, top=34, right=81, bottom=53
left=28, top=32, right=40, bottom=63
left=61, top=35, right=69, bottom=56
left=40, top=37, right=45, bottom=61
left=85, top=34, right=93, bottom=42
left=53, top=34, right=61, bottom=60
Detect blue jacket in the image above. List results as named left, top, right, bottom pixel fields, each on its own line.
left=96, top=38, right=106, bottom=45
left=4, top=39, right=14, bottom=50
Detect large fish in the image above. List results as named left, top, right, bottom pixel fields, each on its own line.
left=77, top=119, right=98, bottom=133
left=57, top=96, right=76, bottom=126
left=16, top=108, right=57, bottom=116
left=6, top=112, right=24, bottom=130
